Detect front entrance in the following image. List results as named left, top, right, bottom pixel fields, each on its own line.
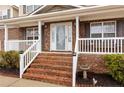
left=50, top=22, right=72, bottom=51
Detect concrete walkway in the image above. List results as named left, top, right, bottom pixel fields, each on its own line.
left=0, top=75, right=62, bottom=87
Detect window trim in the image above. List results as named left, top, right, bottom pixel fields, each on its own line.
left=26, top=27, right=38, bottom=40
left=90, top=21, right=116, bottom=38
left=26, top=5, right=40, bottom=14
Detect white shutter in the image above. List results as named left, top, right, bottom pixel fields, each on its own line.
left=51, top=24, right=56, bottom=50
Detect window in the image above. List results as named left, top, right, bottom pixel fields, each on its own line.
left=26, top=5, right=40, bottom=14
left=26, top=27, right=39, bottom=40
left=90, top=21, right=116, bottom=38
left=0, top=9, right=10, bottom=20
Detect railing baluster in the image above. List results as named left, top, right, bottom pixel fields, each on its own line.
left=104, top=39, right=106, bottom=53
left=99, top=39, right=100, bottom=53
left=121, top=39, right=122, bottom=54
left=108, top=39, right=109, bottom=53
left=82, top=40, right=83, bottom=52
left=87, top=40, right=89, bottom=52
left=114, top=39, right=116, bottom=53
left=96, top=40, right=97, bottom=52
left=93, top=40, right=94, bottom=53
left=85, top=40, right=86, bottom=52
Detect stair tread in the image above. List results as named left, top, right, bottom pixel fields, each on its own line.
left=31, top=61, right=72, bottom=66
left=34, top=59, right=72, bottom=63
left=23, top=73, right=72, bottom=86
left=27, top=68, right=72, bottom=75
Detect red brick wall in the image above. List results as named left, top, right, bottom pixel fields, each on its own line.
left=8, top=28, right=24, bottom=40
left=0, top=29, right=5, bottom=50
left=0, top=28, right=25, bottom=51
left=77, top=54, right=109, bottom=73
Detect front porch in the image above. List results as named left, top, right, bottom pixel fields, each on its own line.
left=1, top=5, right=124, bottom=87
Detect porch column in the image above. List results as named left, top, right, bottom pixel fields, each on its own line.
left=76, top=16, right=79, bottom=40
left=72, top=16, right=80, bottom=87
left=38, top=21, right=42, bottom=52
left=4, top=24, right=8, bottom=51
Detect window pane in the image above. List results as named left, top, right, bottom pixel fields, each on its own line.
left=34, top=5, right=40, bottom=10
left=91, top=33, right=102, bottom=38
left=91, top=23, right=102, bottom=33
left=26, top=5, right=33, bottom=13
left=104, top=33, right=115, bottom=37
left=103, top=22, right=115, bottom=33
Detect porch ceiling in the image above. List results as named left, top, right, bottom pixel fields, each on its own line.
left=1, top=5, right=124, bottom=27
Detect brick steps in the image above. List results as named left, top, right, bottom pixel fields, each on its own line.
left=23, top=52, right=73, bottom=86
left=36, top=56, right=72, bottom=61
left=39, top=53, right=72, bottom=57
left=30, top=63, right=72, bottom=72
left=23, top=73, right=72, bottom=86
left=27, top=68, right=72, bottom=78
left=33, top=59, right=72, bottom=66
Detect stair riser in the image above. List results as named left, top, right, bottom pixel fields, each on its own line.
left=30, top=65, right=72, bottom=72
left=27, top=70, right=72, bottom=78
left=36, top=56, right=72, bottom=61
left=34, top=59, right=72, bottom=63
left=23, top=75, right=72, bottom=86
left=31, top=62, right=72, bottom=66
left=38, top=54, right=72, bottom=57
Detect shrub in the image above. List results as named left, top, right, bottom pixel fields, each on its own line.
left=104, top=54, right=124, bottom=85
left=0, top=51, right=19, bottom=70
left=0, top=51, right=7, bottom=68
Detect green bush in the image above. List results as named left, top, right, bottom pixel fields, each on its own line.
left=0, top=51, right=19, bottom=70
left=104, top=54, right=124, bottom=85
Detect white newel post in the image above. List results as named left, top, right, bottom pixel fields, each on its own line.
left=72, top=16, right=79, bottom=87
left=4, top=24, right=8, bottom=51
left=20, top=54, right=24, bottom=78
left=38, top=21, right=42, bottom=52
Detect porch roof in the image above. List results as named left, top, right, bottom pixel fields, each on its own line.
left=0, top=5, right=124, bottom=26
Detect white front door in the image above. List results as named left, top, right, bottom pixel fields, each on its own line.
left=50, top=22, right=72, bottom=51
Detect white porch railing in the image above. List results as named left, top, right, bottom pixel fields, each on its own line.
left=78, top=37, right=124, bottom=54
left=6, top=40, right=37, bottom=52
left=20, top=40, right=40, bottom=78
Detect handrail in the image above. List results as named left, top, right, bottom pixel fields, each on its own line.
left=22, top=40, right=39, bottom=56
left=20, top=40, right=40, bottom=78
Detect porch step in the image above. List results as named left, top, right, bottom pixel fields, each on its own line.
left=36, top=56, right=72, bottom=61
left=23, top=52, right=73, bottom=86
left=30, top=63, right=72, bottom=72
left=32, top=60, right=72, bottom=66
left=23, top=73, right=72, bottom=86
left=26, top=68, right=72, bottom=78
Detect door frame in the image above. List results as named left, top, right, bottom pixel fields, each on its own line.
left=50, top=22, right=72, bottom=51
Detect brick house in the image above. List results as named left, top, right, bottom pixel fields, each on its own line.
left=0, top=5, right=124, bottom=86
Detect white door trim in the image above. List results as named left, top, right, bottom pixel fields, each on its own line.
left=50, top=22, right=72, bottom=51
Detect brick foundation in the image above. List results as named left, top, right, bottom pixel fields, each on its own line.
left=77, top=54, right=109, bottom=73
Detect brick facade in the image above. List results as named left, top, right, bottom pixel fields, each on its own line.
left=0, top=28, right=25, bottom=51
left=0, top=29, right=5, bottom=50
left=77, top=54, right=109, bottom=73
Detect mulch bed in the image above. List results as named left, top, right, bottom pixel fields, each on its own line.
left=76, top=71, right=124, bottom=87
left=0, top=68, right=19, bottom=78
